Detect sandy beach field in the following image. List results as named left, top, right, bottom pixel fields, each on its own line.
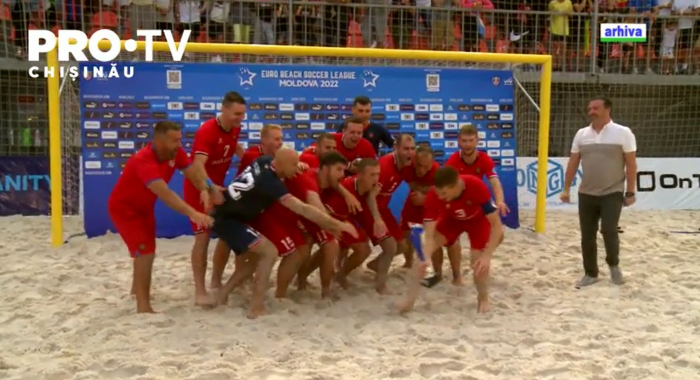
left=1, top=210, right=699, bottom=380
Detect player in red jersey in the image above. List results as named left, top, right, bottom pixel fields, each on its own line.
left=444, top=125, right=509, bottom=216
left=284, top=152, right=348, bottom=299
left=299, top=133, right=337, bottom=169
left=108, top=121, right=216, bottom=313
left=321, top=158, right=398, bottom=293
left=397, top=167, right=505, bottom=314
left=403, top=146, right=464, bottom=288
left=236, top=124, right=285, bottom=176
left=335, top=116, right=376, bottom=174
left=183, top=92, right=246, bottom=307
left=396, top=146, right=441, bottom=269
left=364, top=134, right=415, bottom=277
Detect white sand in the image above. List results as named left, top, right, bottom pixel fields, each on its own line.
left=1, top=210, right=700, bottom=380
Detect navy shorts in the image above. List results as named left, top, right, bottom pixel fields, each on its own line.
left=212, top=216, right=262, bottom=255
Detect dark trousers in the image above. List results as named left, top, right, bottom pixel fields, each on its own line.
left=578, top=192, right=623, bottom=277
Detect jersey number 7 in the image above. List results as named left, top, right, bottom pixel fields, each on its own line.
left=228, top=171, right=256, bottom=200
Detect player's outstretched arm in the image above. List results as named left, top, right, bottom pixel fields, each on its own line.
left=483, top=211, right=504, bottom=258
left=183, top=162, right=213, bottom=192
left=235, top=143, right=245, bottom=158
left=333, top=182, right=362, bottom=213
left=397, top=220, right=438, bottom=314
left=306, top=192, right=328, bottom=214
left=488, top=177, right=506, bottom=206
left=421, top=220, right=438, bottom=258
left=147, top=179, right=201, bottom=219
left=280, top=196, right=357, bottom=238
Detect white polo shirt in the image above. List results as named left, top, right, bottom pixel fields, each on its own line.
left=571, top=120, right=636, bottom=196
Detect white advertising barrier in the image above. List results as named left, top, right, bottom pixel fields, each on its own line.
left=516, top=157, right=700, bottom=210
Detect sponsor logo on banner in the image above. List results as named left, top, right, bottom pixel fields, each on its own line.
left=513, top=158, right=700, bottom=210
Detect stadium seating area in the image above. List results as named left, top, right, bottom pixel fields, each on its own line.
left=0, top=0, right=699, bottom=74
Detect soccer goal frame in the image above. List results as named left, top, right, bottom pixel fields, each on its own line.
left=46, top=42, right=552, bottom=247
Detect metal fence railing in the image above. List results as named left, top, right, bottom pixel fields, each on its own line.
left=1, top=0, right=699, bottom=75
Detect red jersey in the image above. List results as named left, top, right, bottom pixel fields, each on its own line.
left=423, top=175, right=492, bottom=222
left=299, top=151, right=320, bottom=169
left=400, top=161, right=439, bottom=190
left=190, top=118, right=241, bottom=184
left=236, top=145, right=265, bottom=176
left=285, top=170, right=321, bottom=201
left=321, top=176, right=368, bottom=221
left=109, top=143, right=191, bottom=214
left=444, top=150, right=497, bottom=180
left=376, top=153, right=406, bottom=205
left=334, top=133, right=376, bottom=164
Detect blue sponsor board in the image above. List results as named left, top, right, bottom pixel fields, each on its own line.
left=81, top=63, right=518, bottom=238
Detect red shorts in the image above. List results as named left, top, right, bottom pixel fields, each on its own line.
left=399, top=201, right=424, bottom=231
left=337, top=223, right=368, bottom=249
left=299, top=218, right=336, bottom=246
left=354, top=204, right=403, bottom=246
left=435, top=216, right=491, bottom=250
left=108, top=204, right=156, bottom=258
left=249, top=202, right=306, bottom=257
left=183, top=184, right=207, bottom=234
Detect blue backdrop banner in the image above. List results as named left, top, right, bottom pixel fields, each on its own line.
left=0, top=157, right=51, bottom=216
left=80, top=62, right=519, bottom=238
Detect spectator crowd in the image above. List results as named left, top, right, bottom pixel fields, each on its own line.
left=1, top=0, right=699, bottom=74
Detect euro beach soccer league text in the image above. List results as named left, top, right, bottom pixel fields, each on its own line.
left=26, top=29, right=192, bottom=80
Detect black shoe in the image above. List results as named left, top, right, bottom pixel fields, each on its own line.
left=421, top=275, right=442, bottom=288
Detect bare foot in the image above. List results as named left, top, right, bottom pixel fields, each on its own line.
left=477, top=297, right=491, bottom=314
left=335, top=273, right=350, bottom=290
left=376, top=285, right=391, bottom=295
left=366, top=258, right=379, bottom=273
left=402, top=260, right=413, bottom=269
left=136, top=306, right=156, bottom=314
left=214, top=289, right=229, bottom=307
left=395, top=300, right=414, bottom=314
left=247, top=304, right=268, bottom=319
left=452, top=276, right=466, bottom=286
left=195, top=293, right=215, bottom=308
left=321, top=288, right=340, bottom=301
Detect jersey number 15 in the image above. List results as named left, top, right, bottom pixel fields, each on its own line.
left=228, top=170, right=255, bottom=200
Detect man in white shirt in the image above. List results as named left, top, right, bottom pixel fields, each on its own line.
left=561, top=96, right=638, bottom=289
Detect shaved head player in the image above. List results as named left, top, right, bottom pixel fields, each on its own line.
left=210, top=124, right=296, bottom=293
left=211, top=148, right=357, bottom=318
left=108, top=121, right=216, bottom=313
left=184, top=91, right=246, bottom=307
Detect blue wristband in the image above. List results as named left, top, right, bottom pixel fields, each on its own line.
left=205, top=178, right=214, bottom=189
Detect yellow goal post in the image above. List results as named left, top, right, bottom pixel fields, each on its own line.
left=46, top=42, right=552, bottom=247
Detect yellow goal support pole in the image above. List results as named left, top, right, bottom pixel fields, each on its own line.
left=87, top=41, right=552, bottom=234
left=47, top=46, right=63, bottom=247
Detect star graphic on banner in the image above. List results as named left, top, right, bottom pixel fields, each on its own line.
left=362, top=70, right=380, bottom=88
left=238, top=68, right=257, bottom=86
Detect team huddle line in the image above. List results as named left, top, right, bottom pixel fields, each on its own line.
left=107, top=92, right=509, bottom=318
